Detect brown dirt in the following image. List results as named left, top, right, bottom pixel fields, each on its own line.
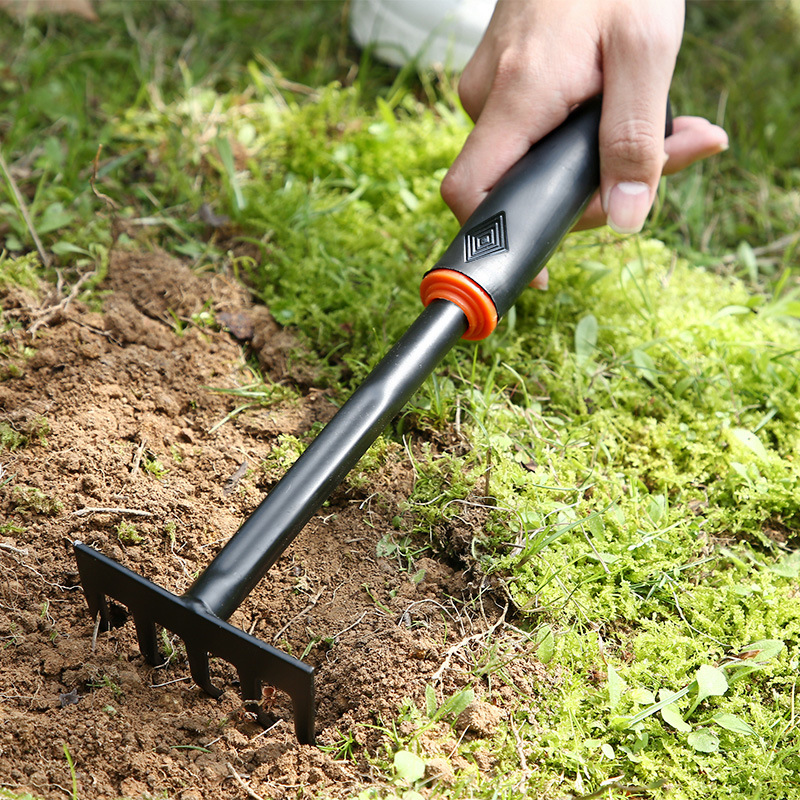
left=0, top=251, right=546, bottom=799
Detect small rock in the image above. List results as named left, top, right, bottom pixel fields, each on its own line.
left=455, top=700, right=504, bottom=737
left=425, top=757, right=456, bottom=786
left=59, top=688, right=80, bottom=707
left=218, top=311, right=255, bottom=342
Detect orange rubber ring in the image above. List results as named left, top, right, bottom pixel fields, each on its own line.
left=420, top=269, right=498, bottom=341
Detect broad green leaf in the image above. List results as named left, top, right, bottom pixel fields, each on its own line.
left=607, top=663, right=625, bottom=709
left=588, top=551, right=619, bottom=564
left=647, top=494, right=667, bottom=524
left=729, top=461, right=756, bottom=486
left=574, top=314, right=598, bottom=360
left=737, top=240, right=758, bottom=282
left=624, top=685, right=692, bottom=728
left=394, top=751, right=425, bottom=783
left=435, top=688, right=474, bottom=721
left=768, top=552, right=800, bottom=578
left=51, top=241, right=91, bottom=256
left=711, top=304, right=753, bottom=320
left=738, top=639, right=785, bottom=663
left=631, top=348, right=658, bottom=386
left=661, top=704, right=691, bottom=732
left=398, top=187, right=419, bottom=211
left=630, top=688, right=656, bottom=705
left=535, top=625, right=555, bottom=664
left=376, top=535, right=397, bottom=558
left=695, top=664, right=728, bottom=705
left=425, top=684, right=437, bottom=719
left=729, top=428, right=769, bottom=461
left=711, top=712, right=757, bottom=736
left=601, top=743, right=615, bottom=760
left=37, top=202, right=74, bottom=235
left=578, top=259, right=612, bottom=288
left=687, top=728, right=720, bottom=753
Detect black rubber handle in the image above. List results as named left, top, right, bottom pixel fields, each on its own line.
left=427, top=95, right=672, bottom=322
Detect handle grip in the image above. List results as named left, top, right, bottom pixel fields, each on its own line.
left=421, top=96, right=672, bottom=340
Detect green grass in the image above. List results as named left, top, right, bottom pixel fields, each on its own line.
left=1, top=2, right=800, bottom=798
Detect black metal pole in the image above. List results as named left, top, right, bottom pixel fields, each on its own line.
left=185, top=300, right=467, bottom=620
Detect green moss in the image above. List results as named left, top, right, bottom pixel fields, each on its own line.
left=9, top=486, right=62, bottom=516
left=0, top=417, right=50, bottom=451
left=116, top=521, right=143, bottom=545
left=0, top=251, right=41, bottom=292
left=0, top=423, right=25, bottom=451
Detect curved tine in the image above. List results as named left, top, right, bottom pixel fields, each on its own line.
left=186, top=647, right=223, bottom=699
left=237, top=669, right=261, bottom=706
left=291, top=682, right=316, bottom=746
left=78, top=577, right=114, bottom=632
left=132, top=614, right=163, bottom=667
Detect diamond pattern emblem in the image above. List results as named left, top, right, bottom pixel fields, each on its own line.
left=464, top=211, right=508, bottom=262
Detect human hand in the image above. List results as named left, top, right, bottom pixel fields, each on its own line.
left=440, top=0, right=729, bottom=289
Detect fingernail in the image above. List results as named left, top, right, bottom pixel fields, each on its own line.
left=605, top=181, right=651, bottom=235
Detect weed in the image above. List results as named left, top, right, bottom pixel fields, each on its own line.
left=116, top=521, right=143, bottom=545
left=9, top=486, right=61, bottom=516
left=0, top=417, right=49, bottom=451
left=0, top=423, right=24, bottom=451
left=0, top=521, right=23, bottom=535
left=260, top=434, right=305, bottom=480
left=89, top=674, right=123, bottom=699
left=164, top=520, right=177, bottom=547
left=206, top=378, right=298, bottom=434
left=143, top=456, right=169, bottom=480
left=61, top=743, right=78, bottom=800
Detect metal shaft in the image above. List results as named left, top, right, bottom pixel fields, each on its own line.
left=185, top=299, right=467, bottom=619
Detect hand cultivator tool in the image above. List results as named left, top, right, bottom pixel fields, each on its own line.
left=75, top=97, right=671, bottom=745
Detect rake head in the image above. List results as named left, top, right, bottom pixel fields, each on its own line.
left=74, top=542, right=316, bottom=745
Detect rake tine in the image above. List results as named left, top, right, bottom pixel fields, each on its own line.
left=237, top=668, right=261, bottom=706
left=132, top=614, right=162, bottom=667
left=185, top=647, right=223, bottom=699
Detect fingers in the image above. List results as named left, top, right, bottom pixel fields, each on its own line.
left=574, top=116, right=729, bottom=230
left=441, top=77, right=574, bottom=224
left=441, top=1, right=602, bottom=224
left=662, top=116, right=729, bottom=174
left=598, top=7, right=684, bottom=234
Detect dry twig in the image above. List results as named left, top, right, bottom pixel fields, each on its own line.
left=130, top=437, right=147, bottom=479
left=0, top=542, right=29, bottom=555
left=72, top=507, right=153, bottom=518
left=227, top=762, right=266, bottom=800
left=0, top=149, right=50, bottom=266
left=89, top=144, right=119, bottom=210
left=28, top=270, right=95, bottom=334
left=431, top=605, right=508, bottom=683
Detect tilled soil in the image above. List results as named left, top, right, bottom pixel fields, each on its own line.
left=0, top=251, right=547, bottom=799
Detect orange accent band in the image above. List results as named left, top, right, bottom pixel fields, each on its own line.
left=420, top=269, right=498, bottom=341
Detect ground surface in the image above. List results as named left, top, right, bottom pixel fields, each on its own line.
left=0, top=251, right=534, bottom=799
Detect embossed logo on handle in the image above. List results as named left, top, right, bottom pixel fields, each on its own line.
left=464, top=211, right=508, bottom=263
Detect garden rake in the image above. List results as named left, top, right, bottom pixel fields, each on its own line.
left=74, top=97, right=671, bottom=745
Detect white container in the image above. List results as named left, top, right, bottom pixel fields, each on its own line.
left=349, top=0, right=496, bottom=70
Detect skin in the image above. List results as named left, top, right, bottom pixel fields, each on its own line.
left=440, top=0, right=729, bottom=288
